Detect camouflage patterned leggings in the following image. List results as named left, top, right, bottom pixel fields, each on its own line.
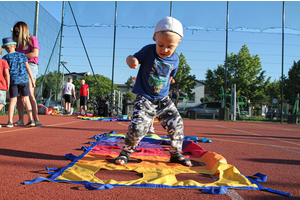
left=121, top=95, right=184, bottom=158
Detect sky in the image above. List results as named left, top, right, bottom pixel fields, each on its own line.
left=39, top=1, right=300, bottom=85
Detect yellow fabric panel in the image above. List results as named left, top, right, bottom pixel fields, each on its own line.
left=56, top=152, right=258, bottom=188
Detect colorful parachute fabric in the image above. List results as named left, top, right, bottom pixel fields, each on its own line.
left=24, top=131, right=291, bottom=197
left=76, top=116, right=131, bottom=122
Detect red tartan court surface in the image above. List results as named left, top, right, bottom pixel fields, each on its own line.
left=0, top=114, right=299, bottom=200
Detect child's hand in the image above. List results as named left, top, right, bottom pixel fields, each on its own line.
left=126, top=56, right=139, bottom=69
left=170, top=78, right=175, bottom=84
left=6, top=84, right=9, bottom=92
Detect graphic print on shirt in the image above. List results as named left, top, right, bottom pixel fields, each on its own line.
left=148, top=59, right=173, bottom=93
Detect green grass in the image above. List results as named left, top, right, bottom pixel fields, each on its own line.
left=180, top=113, right=289, bottom=123
left=238, top=115, right=287, bottom=123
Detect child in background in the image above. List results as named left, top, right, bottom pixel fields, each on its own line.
left=0, top=46, right=10, bottom=128
left=115, top=16, right=192, bottom=167
left=63, top=77, right=76, bottom=115
left=1, top=37, right=35, bottom=127
left=79, top=79, right=89, bottom=115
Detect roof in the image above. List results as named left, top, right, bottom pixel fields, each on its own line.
left=64, top=72, right=90, bottom=76
left=195, top=79, right=206, bottom=85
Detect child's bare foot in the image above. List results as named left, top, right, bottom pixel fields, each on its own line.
left=170, top=155, right=193, bottom=167
left=114, top=152, right=130, bottom=165
left=114, top=156, right=127, bottom=165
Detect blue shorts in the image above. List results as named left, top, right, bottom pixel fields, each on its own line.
left=0, top=90, right=7, bottom=105
left=9, top=83, right=31, bottom=98
left=28, top=62, right=38, bottom=80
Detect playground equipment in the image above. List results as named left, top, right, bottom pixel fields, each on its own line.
left=91, top=90, right=128, bottom=117
left=291, top=94, right=300, bottom=124
left=111, top=90, right=126, bottom=116
left=237, top=95, right=248, bottom=115
left=220, top=85, right=249, bottom=121
left=177, top=95, right=189, bottom=114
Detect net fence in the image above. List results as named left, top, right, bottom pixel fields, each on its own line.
left=0, top=1, right=299, bottom=100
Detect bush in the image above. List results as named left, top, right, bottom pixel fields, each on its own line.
left=123, top=92, right=135, bottom=101
left=200, top=97, right=210, bottom=102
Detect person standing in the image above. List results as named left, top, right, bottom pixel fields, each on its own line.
left=63, top=77, right=76, bottom=115
left=0, top=45, right=10, bottom=128
left=114, top=16, right=192, bottom=167
left=12, top=21, right=42, bottom=127
left=79, top=79, right=89, bottom=115
left=2, top=37, right=35, bottom=127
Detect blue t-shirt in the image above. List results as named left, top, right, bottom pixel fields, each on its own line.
left=132, top=44, right=179, bottom=100
left=2, top=52, right=29, bottom=85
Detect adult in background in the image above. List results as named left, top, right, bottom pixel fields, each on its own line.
left=63, top=77, right=76, bottom=115
left=12, top=21, right=42, bottom=127
left=79, top=79, right=89, bottom=115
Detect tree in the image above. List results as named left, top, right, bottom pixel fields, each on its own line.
left=200, top=97, right=210, bottom=102
left=36, top=71, right=121, bottom=102
left=125, top=76, right=135, bottom=87
left=123, top=91, right=136, bottom=101
left=36, top=70, right=63, bottom=99
left=73, top=74, right=121, bottom=99
left=205, top=44, right=270, bottom=106
left=265, top=79, right=281, bottom=106
left=173, top=53, right=196, bottom=99
left=284, top=60, right=300, bottom=106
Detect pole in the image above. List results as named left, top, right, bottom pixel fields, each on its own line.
left=170, top=1, right=173, bottom=17
left=280, top=1, right=285, bottom=123
left=36, top=27, right=62, bottom=100
left=224, top=1, right=229, bottom=120
left=111, top=1, right=117, bottom=114
left=62, top=64, right=64, bottom=109
left=56, top=1, right=65, bottom=106
left=68, top=1, right=102, bottom=96
left=33, top=1, right=39, bottom=37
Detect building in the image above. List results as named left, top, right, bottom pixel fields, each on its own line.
left=177, top=79, right=206, bottom=108
left=64, top=72, right=91, bottom=83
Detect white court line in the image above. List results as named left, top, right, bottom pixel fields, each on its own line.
left=216, top=125, right=300, bottom=146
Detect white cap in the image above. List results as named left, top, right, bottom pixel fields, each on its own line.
left=154, top=16, right=183, bottom=38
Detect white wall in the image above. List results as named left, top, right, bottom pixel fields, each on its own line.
left=177, top=81, right=205, bottom=108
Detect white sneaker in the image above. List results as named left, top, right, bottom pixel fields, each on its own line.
left=148, top=126, right=155, bottom=133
